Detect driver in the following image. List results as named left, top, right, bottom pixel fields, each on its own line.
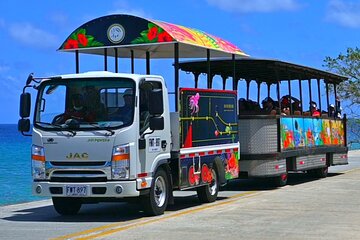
left=61, top=93, right=95, bottom=123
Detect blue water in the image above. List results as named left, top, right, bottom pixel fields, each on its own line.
left=0, top=124, right=359, bottom=206
left=0, top=124, right=44, bottom=206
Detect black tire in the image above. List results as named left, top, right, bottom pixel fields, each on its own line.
left=314, top=167, right=328, bottom=178
left=52, top=197, right=82, bottom=215
left=196, top=168, right=219, bottom=203
left=273, top=173, right=288, bottom=187
left=141, top=168, right=169, bottom=216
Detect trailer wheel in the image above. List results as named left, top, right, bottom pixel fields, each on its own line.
left=314, top=167, right=328, bottom=178
left=141, top=168, right=169, bottom=216
left=196, top=167, right=219, bottom=203
left=52, top=197, right=82, bottom=215
left=273, top=173, right=288, bottom=187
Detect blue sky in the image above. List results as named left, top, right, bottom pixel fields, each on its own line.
left=1, top=0, right=360, bottom=123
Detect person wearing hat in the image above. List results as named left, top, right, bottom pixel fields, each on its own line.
left=110, top=88, right=134, bottom=124
left=310, top=101, right=320, bottom=117
left=261, top=97, right=278, bottom=114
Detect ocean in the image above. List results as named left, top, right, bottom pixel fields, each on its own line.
left=0, top=124, right=359, bottom=206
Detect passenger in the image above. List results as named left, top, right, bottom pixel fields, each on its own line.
left=83, top=86, right=107, bottom=121
left=310, top=101, right=321, bottom=117
left=261, top=97, right=278, bottom=114
left=328, top=104, right=335, bottom=117
left=109, top=88, right=134, bottom=124
left=60, top=93, right=95, bottom=123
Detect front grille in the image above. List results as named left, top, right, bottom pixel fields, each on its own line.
left=50, top=161, right=107, bottom=167
left=49, top=170, right=108, bottom=182
left=50, top=177, right=108, bottom=182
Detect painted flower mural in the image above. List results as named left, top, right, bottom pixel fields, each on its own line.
left=62, top=28, right=103, bottom=49
left=131, top=23, right=174, bottom=44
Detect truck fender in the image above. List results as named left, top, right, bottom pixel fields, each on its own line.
left=152, top=160, right=174, bottom=205
left=213, top=156, right=226, bottom=186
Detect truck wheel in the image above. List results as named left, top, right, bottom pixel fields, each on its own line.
left=273, top=173, right=288, bottom=187
left=141, top=168, right=169, bottom=216
left=52, top=197, right=82, bottom=215
left=196, top=168, right=219, bottom=203
left=314, top=167, right=328, bottom=178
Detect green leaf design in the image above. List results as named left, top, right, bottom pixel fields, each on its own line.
left=148, top=22, right=157, bottom=29
left=70, top=32, right=78, bottom=40
left=78, top=28, right=86, bottom=35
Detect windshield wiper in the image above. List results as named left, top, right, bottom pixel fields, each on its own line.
left=87, top=123, right=115, bottom=136
left=36, top=121, right=77, bottom=136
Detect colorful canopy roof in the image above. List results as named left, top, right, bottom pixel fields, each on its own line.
left=58, top=14, right=248, bottom=58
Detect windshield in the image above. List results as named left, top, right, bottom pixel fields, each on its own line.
left=34, top=77, right=135, bottom=130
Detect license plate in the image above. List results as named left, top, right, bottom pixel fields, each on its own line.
left=65, top=185, right=88, bottom=196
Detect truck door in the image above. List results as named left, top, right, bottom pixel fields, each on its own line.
left=138, top=80, right=171, bottom=177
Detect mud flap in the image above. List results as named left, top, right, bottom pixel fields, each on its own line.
left=213, top=157, right=226, bottom=187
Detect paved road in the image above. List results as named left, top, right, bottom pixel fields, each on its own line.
left=1, top=151, right=359, bottom=240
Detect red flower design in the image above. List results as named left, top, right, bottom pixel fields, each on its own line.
left=158, top=31, right=173, bottom=42
left=147, top=27, right=158, bottom=41
left=77, top=33, right=88, bottom=47
left=64, top=39, right=79, bottom=49
left=227, top=154, right=236, bottom=170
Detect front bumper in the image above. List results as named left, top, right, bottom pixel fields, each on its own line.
left=32, top=180, right=141, bottom=198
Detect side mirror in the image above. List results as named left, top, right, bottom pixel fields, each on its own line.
left=20, top=93, right=31, bottom=118
left=18, top=119, right=30, bottom=132
left=149, top=116, right=164, bottom=131
left=148, top=89, right=163, bottom=116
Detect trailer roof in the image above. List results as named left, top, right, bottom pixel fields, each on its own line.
left=178, top=58, right=348, bottom=84
left=58, top=14, right=248, bottom=58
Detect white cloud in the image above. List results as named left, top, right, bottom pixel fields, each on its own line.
left=207, top=0, right=300, bottom=13
left=49, top=12, right=68, bottom=27
left=8, top=23, right=59, bottom=49
left=326, top=0, right=360, bottom=28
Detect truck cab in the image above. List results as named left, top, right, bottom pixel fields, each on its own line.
left=25, top=71, right=172, bottom=215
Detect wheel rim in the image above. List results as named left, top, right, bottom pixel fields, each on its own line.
left=154, top=175, right=166, bottom=207
left=208, top=169, right=217, bottom=195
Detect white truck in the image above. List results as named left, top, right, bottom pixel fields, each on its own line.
left=18, top=14, right=246, bottom=215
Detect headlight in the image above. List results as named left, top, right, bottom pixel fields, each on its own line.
left=31, top=145, right=45, bottom=180
left=112, top=144, right=130, bottom=180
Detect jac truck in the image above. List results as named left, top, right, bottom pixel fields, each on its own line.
left=18, top=14, right=248, bottom=215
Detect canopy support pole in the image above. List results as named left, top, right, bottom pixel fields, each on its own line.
left=275, top=69, right=281, bottom=111
left=298, top=79, right=303, bottom=114
left=104, top=49, right=108, bottom=71
left=207, top=49, right=211, bottom=89
left=267, top=83, right=271, bottom=98
left=257, top=81, right=261, bottom=103
left=232, top=54, right=237, bottom=91
left=326, top=81, right=330, bottom=116
left=334, top=84, right=338, bottom=114
left=114, top=48, right=118, bottom=73
left=308, top=78, right=312, bottom=109
left=222, top=75, right=227, bottom=90
left=317, top=78, right=322, bottom=112
left=246, top=80, right=250, bottom=100
left=146, top=51, right=150, bottom=74
left=174, top=43, right=179, bottom=112
left=131, top=50, right=134, bottom=74
left=288, top=78, right=292, bottom=113
left=194, top=72, right=200, bottom=88
left=75, top=50, right=79, bottom=73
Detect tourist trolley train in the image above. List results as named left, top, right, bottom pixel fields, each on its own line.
left=18, top=14, right=347, bottom=216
